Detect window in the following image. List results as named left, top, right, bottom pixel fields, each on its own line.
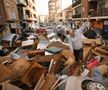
left=98, top=2, right=105, bottom=9
left=72, top=0, right=76, bottom=3
left=32, top=0, right=35, bottom=3
left=49, top=2, right=55, bottom=6
left=33, top=6, right=35, bottom=10
left=25, top=10, right=30, bottom=18
left=34, top=14, right=36, bottom=18
left=75, top=6, right=81, bottom=14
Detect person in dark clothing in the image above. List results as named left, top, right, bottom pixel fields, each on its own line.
left=84, top=26, right=97, bottom=39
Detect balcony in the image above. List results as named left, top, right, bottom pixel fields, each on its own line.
left=89, top=0, right=98, bottom=2
left=72, top=13, right=81, bottom=18
left=72, top=0, right=81, bottom=7
left=17, top=0, right=27, bottom=7
left=24, top=14, right=31, bottom=20
left=89, top=7, right=108, bottom=17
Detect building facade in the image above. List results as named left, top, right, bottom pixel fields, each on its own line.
left=72, top=0, right=108, bottom=29
left=16, top=0, right=27, bottom=29
left=88, top=0, right=108, bottom=30
left=0, top=0, right=19, bottom=39
left=48, top=0, right=57, bottom=22
left=54, top=0, right=63, bottom=24
left=38, top=15, right=48, bottom=23
left=23, top=0, right=37, bottom=29
left=62, top=5, right=72, bottom=25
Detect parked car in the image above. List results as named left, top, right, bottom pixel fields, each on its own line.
left=36, top=27, right=46, bottom=34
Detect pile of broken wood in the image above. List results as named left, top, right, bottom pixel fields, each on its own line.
left=0, top=34, right=108, bottom=90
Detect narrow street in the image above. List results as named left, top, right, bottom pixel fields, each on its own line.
left=0, top=0, right=108, bottom=90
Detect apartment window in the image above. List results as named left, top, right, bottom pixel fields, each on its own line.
left=72, top=0, right=76, bottom=3
left=98, top=2, right=105, bottom=9
left=33, top=6, right=35, bottom=10
left=30, top=14, right=32, bottom=18
left=73, top=10, right=75, bottom=15
left=28, top=1, right=32, bottom=8
left=51, top=6, right=56, bottom=9
left=32, top=0, right=35, bottom=3
left=25, top=10, right=30, bottom=17
left=34, top=14, right=36, bottom=18
left=49, top=2, right=55, bottom=6
left=75, top=6, right=81, bottom=14
left=51, top=10, right=56, bottom=12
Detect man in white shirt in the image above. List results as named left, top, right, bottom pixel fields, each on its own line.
left=67, top=16, right=90, bottom=62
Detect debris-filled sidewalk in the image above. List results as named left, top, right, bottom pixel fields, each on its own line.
left=0, top=30, right=108, bottom=90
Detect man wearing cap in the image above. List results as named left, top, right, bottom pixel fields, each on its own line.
left=67, top=16, right=90, bottom=62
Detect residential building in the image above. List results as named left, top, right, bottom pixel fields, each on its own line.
left=16, top=0, right=27, bottom=29
left=48, top=0, right=57, bottom=22
left=62, top=5, right=72, bottom=25
left=23, top=0, right=37, bottom=29
left=54, top=0, right=62, bottom=24
left=0, top=0, right=19, bottom=39
left=55, top=0, right=72, bottom=24
left=38, top=15, right=48, bottom=23
left=88, top=0, right=108, bottom=30
left=72, top=0, right=108, bottom=30
left=72, top=0, right=82, bottom=28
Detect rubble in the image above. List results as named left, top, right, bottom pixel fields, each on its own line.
left=21, top=61, right=47, bottom=88
left=9, top=58, right=30, bottom=80
left=0, top=31, right=108, bottom=90
left=1, top=81, right=23, bottom=90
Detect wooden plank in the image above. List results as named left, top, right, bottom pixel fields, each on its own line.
left=0, top=0, right=6, bottom=25
left=21, top=62, right=47, bottom=87
left=9, top=58, right=30, bottom=80
left=22, top=40, right=34, bottom=47
left=0, top=56, right=12, bottom=64
left=25, top=50, right=45, bottom=57
left=30, top=54, right=56, bottom=62
left=83, top=47, right=91, bottom=61
left=94, top=47, right=108, bottom=55
left=31, top=39, right=39, bottom=50
left=91, top=49, right=107, bottom=58
left=47, top=41, right=69, bottom=50
left=82, top=38, right=102, bottom=45
left=34, top=74, right=45, bottom=90
left=2, top=82, right=22, bottom=90
left=39, top=74, right=56, bottom=90
left=49, top=53, right=65, bottom=74
left=0, top=64, right=12, bottom=83
left=61, top=50, right=75, bottom=59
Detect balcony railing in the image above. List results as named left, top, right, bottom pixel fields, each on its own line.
left=17, top=0, right=27, bottom=7
left=72, top=13, right=81, bottom=18
left=89, top=0, right=98, bottom=2
left=89, top=7, right=108, bottom=17
left=24, top=15, right=31, bottom=20
left=72, top=0, right=81, bottom=7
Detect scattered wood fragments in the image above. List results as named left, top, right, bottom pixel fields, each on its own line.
left=9, top=58, right=30, bottom=80
left=21, top=61, right=47, bottom=87
left=82, top=38, right=102, bottom=45
left=1, top=81, right=23, bottom=90
left=37, top=74, right=56, bottom=90
left=0, top=33, right=108, bottom=90
left=0, top=64, right=12, bottom=83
